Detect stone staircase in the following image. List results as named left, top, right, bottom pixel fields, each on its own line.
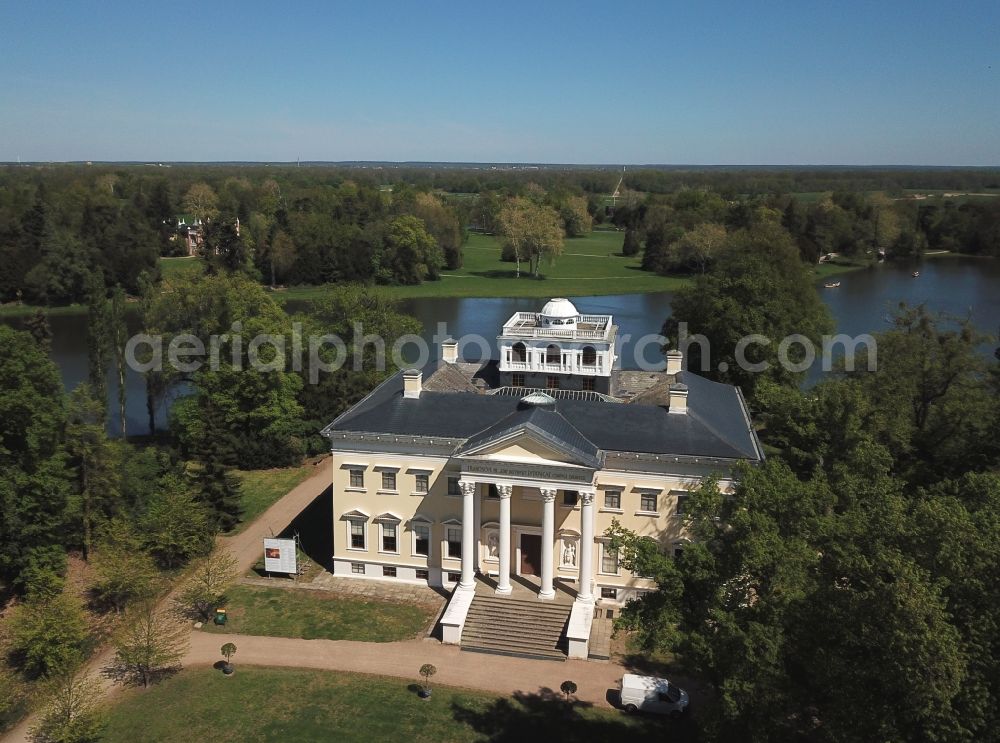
left=461, top=593, right=571, bottom=661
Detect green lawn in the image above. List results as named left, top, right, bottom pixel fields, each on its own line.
left=270, top=231, right=687, bottom=305
left=233, top=464, right=316, bottom=533
left=159, top=255, right=203, bottom=282
left=199, top=585, right=435, bottom=642
left=101, top=667, right=677, bottom=743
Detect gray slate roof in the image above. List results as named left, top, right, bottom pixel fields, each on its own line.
left=323, top=360, right=763, bottom=463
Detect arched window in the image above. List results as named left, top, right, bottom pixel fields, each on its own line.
left=581, top=346, right=597, bottom=366
left=512, top=342, right=526, bottom=363
left=545, top=344, right=561, bottom=364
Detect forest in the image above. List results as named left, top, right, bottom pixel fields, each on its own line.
left=1, top=163, right=999, bottom=310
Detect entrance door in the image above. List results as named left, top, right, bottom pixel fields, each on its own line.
left=520, top=533, right=542, bottom=576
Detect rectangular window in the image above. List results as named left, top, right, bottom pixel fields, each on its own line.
left=415, top=569, right=429, bottom=580
left=447, top=572, right=461, bottom=583
left=381, top=522, right=397, bottom=552
left=447, top=476, right=461, bottom=496
left=601, top=587, right=618, bottom=600
left=563, top=490, right=579, bottom=507
left=487, top=484, right=499, bottom=500
left=604, top=490, right=621, bottom=510
left=673, top=545, right=685, bottom=558
left=381, top=471, right=396, bottom=491
left=414, top=473, right=429, bottom=493
left=640, top=492, right=658, bottom=513
left=512, top=373, right=525, bottom=388
left=582, top=377, right=595, bottom=392
left=350, top=520, right=366, bottom=550
left=382, top=566, right=396, bottom=578
left=675, top=494, right=689, bottom=516
left=351, top=562, right=365, bottom=574
left=414, top=524, right=430, bottom=556
left=446, top=527, right=462, bottom=559
left=349, top=469, right=364, bottom=488
left=601, top=543, right=619, bottom=574
left=546, top=375, right=560, bottom=390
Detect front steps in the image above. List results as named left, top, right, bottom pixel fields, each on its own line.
left=460, top=593, right=571, bottom=661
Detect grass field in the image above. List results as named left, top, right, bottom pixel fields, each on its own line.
left=232, top=464, right=316, bottom=533
left=262, top=231, right=686, bottom=305
left=101, top=667, right=678, bottom=743
left=159, top=255, right=203, bottom=282
left=199, top=585, right=436, bottom=642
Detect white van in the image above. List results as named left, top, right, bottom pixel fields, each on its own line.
left=619, top=673, right=689, bottom=717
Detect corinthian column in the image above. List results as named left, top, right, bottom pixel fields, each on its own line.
left=496, top=485, right=512, bottom=595
left=578, top=491, right=595, bottom=603
left=539, top=488, right=557, bottom=599
left=459, top=480, right=477, bottom=590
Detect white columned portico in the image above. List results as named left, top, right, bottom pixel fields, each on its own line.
left=459, top=480, right=477, bottom=590
left=539, top=488, right=557, bottom=600
left=496, top=485, right=513, bottom=595
left=577, top=490, right=595, bottom=603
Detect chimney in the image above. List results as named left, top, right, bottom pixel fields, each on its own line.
left=666, top=349, right=683, bottom=375
left=403, top=369, right=422, bottom=399
left=441, top=338, right=458, bottom=364
left=668, top=383, right=688, bottom=414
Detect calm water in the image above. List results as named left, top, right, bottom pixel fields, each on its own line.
left=5, top=257, right=999, bottom=436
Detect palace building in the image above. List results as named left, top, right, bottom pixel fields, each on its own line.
left=321, top=298, right=763, bottom=659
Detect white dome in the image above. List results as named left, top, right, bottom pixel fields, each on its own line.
left=539, top=298, right=579, bottom=319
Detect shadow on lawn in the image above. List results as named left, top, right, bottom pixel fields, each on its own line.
left=450, top=687, right=673, bottom=743
left=249, top=484, right=333, bottom=578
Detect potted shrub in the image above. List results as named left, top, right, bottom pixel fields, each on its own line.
left=560, top=680, right=578, bottom=717
left=418, top=663, right=436, bottom=699
left=221, top=642, right=237, bottom=675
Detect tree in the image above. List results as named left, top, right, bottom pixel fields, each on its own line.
left=191, top=428, right=245, bottom=532
left=419, top=663, right=437, bottom=694
left=560, top=680, right=578, bottom=704
left=109, top=286, right=128, bottom=437
left=108, top=602, right=189, bottom=688
left=84, top=276, right=110, bottom=413
left=497, top=197, right=564, bottom=278
left=372, top=215, right=443, bottom=285
left=175, top=545, right=238, bottom=621
left=90, top=519, right=159, bottom=614
left=29, top=668, right=105, bottom=743
left=142, top=473, right=212, bottom=569
left=621, top=227, right=640, bottom=257
left=662, top=223, right=834, bottom=399
left=411, top=192, right=464, bottom=270
left=674, top=223, right=727, bottom=274
left=0, top=326, right=72, bottom=589
left=65, top=385, right=121, bottom=560
left=25, top=309, right=53, bottom=351
left=559, top=196, right=592, bottom=237
left=10, top=592, right=89, bottom=679
left=220, top=642, right=237, bottom=670
left=266, top=229, right=297, bottom=287
left=200, top=220, right=248, bottom=275
left=182, top=183, right=219, bottom=224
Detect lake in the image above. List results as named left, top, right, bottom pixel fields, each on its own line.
left=4, top=256, right=999, bottom=436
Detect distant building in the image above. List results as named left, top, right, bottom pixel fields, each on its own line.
left=321, top=298, right=763, bottom=659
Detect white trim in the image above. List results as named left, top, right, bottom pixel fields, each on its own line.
left=444, top=524, right=463, bottom=561
left=600, top=508, right=623, bottom=515
left=634, top=511, right=660, bottom=518
left=598, top=541, right=621, bottom=576
left=346, top=518, right=368, bottom=552
left=339, top=462, right=368, bottom=470
left=344, top=487, right=367, bottom=494
left=376, top=490, right=399, bottom=496
left=378, top=521, right=400, bottom=555
left=373, top=465, right=400, bottom=472
left=341, top=508, right=370, bottom=521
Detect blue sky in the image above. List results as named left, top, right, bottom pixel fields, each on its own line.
left=1, top=1, right=998, bottom=164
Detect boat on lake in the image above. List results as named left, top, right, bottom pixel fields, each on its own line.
left=824, top=281, right=841, bottom=288
left=912, top=271, right=920, bottom=278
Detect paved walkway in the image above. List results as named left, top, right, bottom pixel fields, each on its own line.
left=185, top=632, right=624, bottom=708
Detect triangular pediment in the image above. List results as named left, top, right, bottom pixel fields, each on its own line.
left=458, top=428, right=598, bottom=468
